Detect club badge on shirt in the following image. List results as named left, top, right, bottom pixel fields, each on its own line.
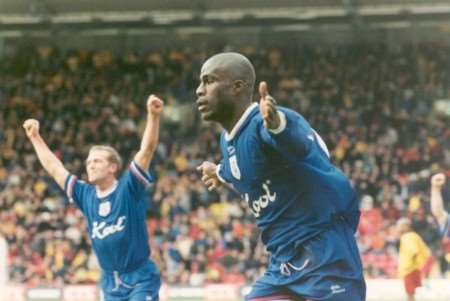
left=229, top=155, right=241, bottom=180
left=99, top=201, right=111, bottom=217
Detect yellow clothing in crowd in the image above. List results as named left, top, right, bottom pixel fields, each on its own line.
left=398, top=231, right=430, bottom=277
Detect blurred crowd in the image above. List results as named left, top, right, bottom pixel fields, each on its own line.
left=0, top=42, right=449, bottom=286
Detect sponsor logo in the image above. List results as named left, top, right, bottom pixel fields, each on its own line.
left=243, top=180, right=276, bottom=217
left=330, top=285, right=346, bottom=295
left=91, top=216, right=126, bottom=239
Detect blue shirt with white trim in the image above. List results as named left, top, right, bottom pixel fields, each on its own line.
left=441, top=212, right=450, bottom=238
left=217, top=103, right=360, bottom=261
left=65, top=161, right=153, bottom=272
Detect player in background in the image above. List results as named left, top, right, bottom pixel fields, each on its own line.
left=23, top=95, right=163, bottom=301
left=430, top=173, right=449, bottom=237
left=196, top=52, right=365, bottom=301
left=396, top=218, right=431, bottom=301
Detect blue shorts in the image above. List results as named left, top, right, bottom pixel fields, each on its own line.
left=246, top=219, right=366, bottom=301
left=101, top=259, right=161, bottom=301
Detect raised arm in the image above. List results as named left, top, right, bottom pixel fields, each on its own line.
left=258, top=81, right=329, bottom=159
left=23, top=119, right=69, bottom=189
left=259, top=81, right=281, bottom=130
left=133, top=94, right=164, bottom=171
left=430, top=173, right=447, bottom=227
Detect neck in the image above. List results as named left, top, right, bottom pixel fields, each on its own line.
left=96, top=177, right=117, bottom=193
left=222, top=101, right=252, bottom=132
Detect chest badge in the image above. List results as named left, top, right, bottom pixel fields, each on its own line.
left=99, top=201, right=111, bottom=217
left=229, top=155, right=241, bottom=180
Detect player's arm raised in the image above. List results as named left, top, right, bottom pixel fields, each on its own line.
left=134, top=94, right=164, bottom=171
left=23, top=119, right=70, bottom=189
left=259, top=81, right=318, bottom=158
left=259, top=81, right=281, bottom=130
left=430, top=173, right=448, bottom=227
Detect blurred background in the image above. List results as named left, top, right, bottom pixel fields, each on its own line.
left=0, top=0, right=450, bottom=300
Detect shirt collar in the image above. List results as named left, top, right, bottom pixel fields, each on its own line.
left=96, top=180, right=118, bottom=198
left=225, top=102, right=258, bottom=141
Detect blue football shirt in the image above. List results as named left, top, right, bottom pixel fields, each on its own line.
left=217, top=103, right=360, bottom=261
left=64, top=161, right=153, bottom=272
left=442, top=213, right=450, bottom=238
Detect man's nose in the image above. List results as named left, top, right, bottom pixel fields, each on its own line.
left=196, top=83, right=205, bottom=97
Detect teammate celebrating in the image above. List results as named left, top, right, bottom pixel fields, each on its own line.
left=23, top=95, right=163, bottom=301
left=430, top=173, right=449, bottom=237
left=196, top=52, right=365, bottom=301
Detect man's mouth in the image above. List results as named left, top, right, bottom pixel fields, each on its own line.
left=196, top=99, right=209, bottom=113
left=198, top=105, right=209, bottom=113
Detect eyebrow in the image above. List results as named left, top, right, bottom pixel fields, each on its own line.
left=86, top=158, right=98, bottom=164
left=200, top=73, right=216, bottom=81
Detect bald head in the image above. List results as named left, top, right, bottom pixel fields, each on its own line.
left=196, top=52, right=257, bottom=130
left=202, top=52, right=256, bottom=96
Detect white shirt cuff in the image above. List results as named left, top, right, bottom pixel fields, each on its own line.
left=216, top=164, right=227, bottom=183
left=268, top=111, right=287, bottom=134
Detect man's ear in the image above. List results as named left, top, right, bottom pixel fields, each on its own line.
left=110, top=162, right=119, bottom=175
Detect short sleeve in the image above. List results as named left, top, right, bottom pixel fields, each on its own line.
left=64, top=174, right=91, bottom=212
left=124, top=160, right=154, bottom=198
left=258, top=108, right=314, bottom=159
left=216, top=161, right=231, bottom=184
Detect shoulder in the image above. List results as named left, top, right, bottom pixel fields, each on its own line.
left=403, top=231, right=422, bottom=243
left=400, top=232, right=413, bottom=241
left=67, top=175, right=93, bottom=190
left=241, top=104, right=304, bottom=129
left=123, top=161, right=154, bottom=188
left=278, top=106, right=308, bottom=123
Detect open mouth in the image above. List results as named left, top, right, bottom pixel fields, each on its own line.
left=198, top=105, right=209, bottom=113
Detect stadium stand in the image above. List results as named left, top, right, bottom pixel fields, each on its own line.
left=0, top=43, right=449, bottom=288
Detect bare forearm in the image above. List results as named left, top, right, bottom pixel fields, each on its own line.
left=134, top=114, right=160, bottom=170
left=29, top=135, right=68, bottom=188
left=431, top=187, right=447, bottom=226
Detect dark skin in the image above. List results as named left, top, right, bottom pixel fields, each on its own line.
left=196, top=52, right=253, bottom=131
left=196, top=53, right=305, bottom=301
left=196, top=52, right=281, bottom=190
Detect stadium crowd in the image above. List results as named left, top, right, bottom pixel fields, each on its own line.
left=0, top=43, right=449, bottom=286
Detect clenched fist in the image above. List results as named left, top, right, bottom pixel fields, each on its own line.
left=197, top=161, right=221, bottom=191
left=431, top=173, right=446, bottom=190
left=23, top=119, right=40, bottom=139
left=147, top=94, right=164, bottom=116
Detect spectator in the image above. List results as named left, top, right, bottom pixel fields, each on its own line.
left=0, top=43, right=448, bottom=285
left=397, top=218, right=432, bottom=301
